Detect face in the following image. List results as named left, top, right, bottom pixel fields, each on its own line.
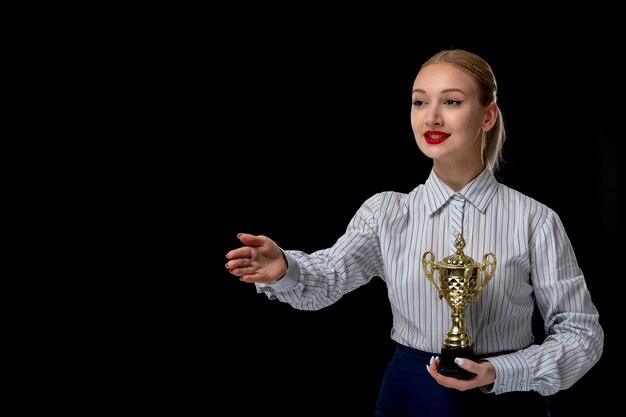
left=411, top=62, right=495, bottom=169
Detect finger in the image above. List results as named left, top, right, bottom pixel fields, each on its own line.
left=226, top=246, right=253, bottom=260
left=426, top=355, right=439, bottom=375
left=229, top=266, right=260, bottom=278
left=240, top=272, right=264, bottom=283
left=238, top=233, right=267, bottom=247
left=225, top=258, right=251, bottom=270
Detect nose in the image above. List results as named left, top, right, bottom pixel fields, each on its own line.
left=425, top=105, right=443, bottom=126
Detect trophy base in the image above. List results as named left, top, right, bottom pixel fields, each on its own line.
left=438, top=347, right=477, bottom=380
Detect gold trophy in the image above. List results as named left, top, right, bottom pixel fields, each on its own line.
left=421, top=234, right=496, bottom=379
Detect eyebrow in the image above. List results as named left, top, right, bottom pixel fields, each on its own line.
left=412, top=88, right=467, bottom=95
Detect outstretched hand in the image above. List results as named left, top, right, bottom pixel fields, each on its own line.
left=225, top=233, right=287, bottom=284
left=426, top=356, right=496, bottom=392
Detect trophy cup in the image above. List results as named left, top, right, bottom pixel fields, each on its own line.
left=421, top=234, right=496, bottom=379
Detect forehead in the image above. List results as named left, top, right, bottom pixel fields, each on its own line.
left=412, top=62, right=477, bottom=94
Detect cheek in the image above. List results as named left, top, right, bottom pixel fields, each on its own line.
left=411, top=122, right=425, bottom=146
left=415, top=139, right=427, bottom=156
left=413, top=133, right=435, bottom=158
left=410, top=111, right=422, bottom=130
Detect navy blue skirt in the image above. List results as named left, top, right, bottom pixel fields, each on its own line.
left=375, top=343, right=550, bottom=417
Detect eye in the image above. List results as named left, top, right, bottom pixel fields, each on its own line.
left=444, top=99, right=462, bottom=107
left=412, top=99, right=426, bottom=107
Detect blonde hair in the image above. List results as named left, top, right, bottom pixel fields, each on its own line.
left=422, top=49, right=505, bottom=172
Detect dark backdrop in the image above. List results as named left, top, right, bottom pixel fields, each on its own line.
left=195, top=18, right=618, bottom=417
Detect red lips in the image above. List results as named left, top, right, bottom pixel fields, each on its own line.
left=424, top=130, right=450, bottom=144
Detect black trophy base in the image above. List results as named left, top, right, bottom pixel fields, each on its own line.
left=438, top=347, right=477, bottom=380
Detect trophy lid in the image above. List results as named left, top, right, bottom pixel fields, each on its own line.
left=440, top=234, right=477, bottom=269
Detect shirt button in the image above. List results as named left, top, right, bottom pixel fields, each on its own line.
left=519, top=380, right=526, bottom=387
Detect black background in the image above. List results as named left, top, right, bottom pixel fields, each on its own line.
left=176, top=14, right=619, bottom=417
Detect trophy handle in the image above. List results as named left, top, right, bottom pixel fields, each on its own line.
left=421, top=250, right=444, bottom=299
left=475, top=252, right=497, bottom=295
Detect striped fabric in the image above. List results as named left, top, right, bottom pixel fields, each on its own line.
left=258, top=168, right=603, bottom=396
left=449, top=194, right=465, bottom=253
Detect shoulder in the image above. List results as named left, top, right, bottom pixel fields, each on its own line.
left=356, top=186, right=425, bottom=224
left=363, top=186, right=425, bottom=208
left=496, top=183, right=558, bottom=224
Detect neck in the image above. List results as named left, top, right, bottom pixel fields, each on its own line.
left=433, top=160, right=485, bottom=192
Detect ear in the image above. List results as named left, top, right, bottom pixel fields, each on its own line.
left=482, top=102, right=497, bottom=132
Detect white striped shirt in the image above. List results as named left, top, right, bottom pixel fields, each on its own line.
left=259, top=168, right=604, bottom=396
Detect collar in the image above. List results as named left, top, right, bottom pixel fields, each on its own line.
left=424, top=168, right=499, bottom=215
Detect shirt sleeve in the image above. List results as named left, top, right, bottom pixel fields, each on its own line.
left=255, top=193, right=386, bottom=311
left=482, top=209, right=604, bottom=396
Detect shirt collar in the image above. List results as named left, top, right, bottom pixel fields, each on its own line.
left=424, top=168, right=499, bottom=215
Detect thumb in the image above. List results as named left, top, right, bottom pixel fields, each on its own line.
left=454, top=357, right=478, bottom=373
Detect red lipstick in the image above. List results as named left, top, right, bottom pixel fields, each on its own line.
left=424, top=130, right=450, bottom=144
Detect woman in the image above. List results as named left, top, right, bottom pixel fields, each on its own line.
left=224, top=49, right=604, bottom=417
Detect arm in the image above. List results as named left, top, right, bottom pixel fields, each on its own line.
left=226, top=194, right=386, bottom=311
left=481, top=210, right=603, bottom=395
left=426, top=209, right=604, bottom=395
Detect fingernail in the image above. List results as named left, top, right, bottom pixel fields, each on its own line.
left=426, top=364, right=430, bottom=373
left=225, top=253, right=230, bottom=259
left=429, top=356, right=435, bottom=365
left=225, top=263, right=230, bottom=269
left=237, top=233, right=242, bottom=238
left=454, top=358, right=464, bottom=365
